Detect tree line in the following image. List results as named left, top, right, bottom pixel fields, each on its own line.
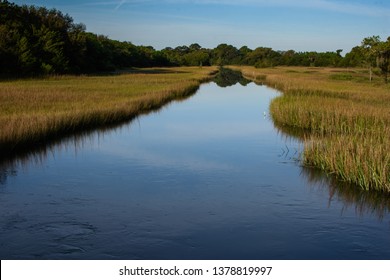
left=1, top=1, right=389, bottom=81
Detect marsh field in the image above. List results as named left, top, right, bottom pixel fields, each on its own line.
left=0, top=67, right=217, bottom=155
left=233, top=66, right=390, bottom=192
left=1, top=66, right=389, bottom=192
left=1, top=66, right=390, bottom=259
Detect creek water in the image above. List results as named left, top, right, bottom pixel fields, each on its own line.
left=1, top=73, right=390, bottom=259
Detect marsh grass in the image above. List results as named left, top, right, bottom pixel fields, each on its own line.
left=234, top=66, right=390, bottom=192
left=0, top=67, right=217, bottom=155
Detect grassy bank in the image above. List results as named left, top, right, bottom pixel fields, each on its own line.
left=235, top=66, right=390, bottom=192
left=0, top=67, right=217, bottom=156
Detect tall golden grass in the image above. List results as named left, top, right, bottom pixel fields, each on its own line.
left=235, top=66, right=390, bottom=192
left=0, top=67, right=217, bottom=155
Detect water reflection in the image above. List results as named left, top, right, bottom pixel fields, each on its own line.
left=1, top=73, right=390, bottom=259
left=271, top=110, right=390, bottom=219
left=301, top=167, right=390, bottom=219
left=0, top=130, right=106, bottom=186
left=0, top=90, right=200, bottom=185
left=0, top=68, right=248, bottom=183
left=213, top=67, right=251, bottom=87
left=1, top=72, right=389, bottom=220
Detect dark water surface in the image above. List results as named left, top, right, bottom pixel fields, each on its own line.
left=1, top=79, right=390, bottom=259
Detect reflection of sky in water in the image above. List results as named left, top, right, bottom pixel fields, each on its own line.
left=96, top=83, right=282, bottom=173
left=0, top=82, right=390, bottom=260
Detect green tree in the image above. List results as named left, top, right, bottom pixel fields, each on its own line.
left=245, top=47, right=281, bottom=67
left=212, top=44, right=241, bottom=65
left=189, top=43, right=201, bottom=52
left=361, top=35, right=381, bottom=82
left=183, top=50, right=210, bottom=66
left=18, top=36, right=38, bottom=73
left=341, top=46, right=365, bottom=67
left=239, top=46, right=252, bottom=64
left=37, top=26, right=69, bottom=73
left=376, top=37, right=390, bottom=83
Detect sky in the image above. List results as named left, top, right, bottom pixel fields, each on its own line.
left=12, top=0, right=390, bottom=53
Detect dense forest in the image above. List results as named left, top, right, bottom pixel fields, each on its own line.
left=1, top=0, right=389, bottom=81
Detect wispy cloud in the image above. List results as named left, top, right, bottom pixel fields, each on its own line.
left=82, top=0, right=389, bottom=16
left=163, top=0, right=390, bottom=17
left=83, top=1, right=120, bottom=6
left=115, top=0, right=126, bottom=10
left=83, top=0, right=154, bottom=10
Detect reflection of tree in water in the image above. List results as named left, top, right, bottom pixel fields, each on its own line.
left=213, top=67, right=251, bottom=87
left=273, top=114, right=390, bottom=219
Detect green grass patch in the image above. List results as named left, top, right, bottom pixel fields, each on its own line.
left=329, top=73, right=353, bottom=80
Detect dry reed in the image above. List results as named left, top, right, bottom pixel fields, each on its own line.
left=234, top=66, right=390, bottom=192
left=0, top=67, right=217, bottom=155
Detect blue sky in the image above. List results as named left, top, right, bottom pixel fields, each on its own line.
left=12, top=0, right=390, bottom=53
